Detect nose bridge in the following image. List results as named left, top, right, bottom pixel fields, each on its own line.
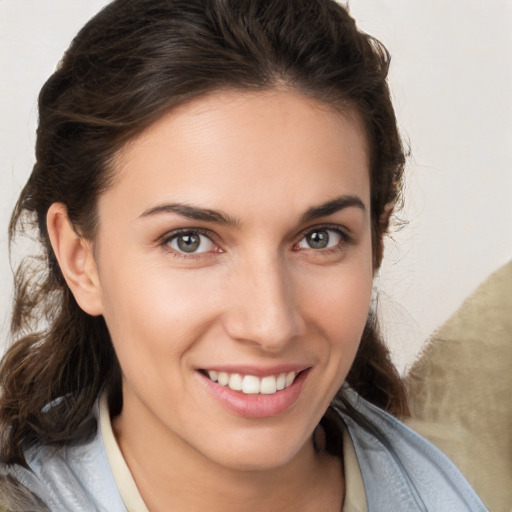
left=224, top=250, right=303, bottom=350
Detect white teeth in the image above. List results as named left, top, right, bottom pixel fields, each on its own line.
left=228, top=373, right=243, bottom=391
left=285, top=371, right=296, bottom=387
left=206, top=370, right=298, bottom=395
left=260, top=376, right=277, bottom=395
left=217, top=372, right=229, bottom=386
left=242, top=375, right=260, bottom=394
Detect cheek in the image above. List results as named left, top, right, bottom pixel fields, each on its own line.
left=293, top=259, right=372, bottom=414
left=298, top=259, right=373, bottom=356
left=98, top=263, right=221, bottom=369
left=323, top=284, right=370, bottom=349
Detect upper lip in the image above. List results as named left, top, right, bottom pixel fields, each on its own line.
left=198, top=364, right=311, bottom=377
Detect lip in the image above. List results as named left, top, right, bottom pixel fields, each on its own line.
left=197, top=367, right=310, bottom=419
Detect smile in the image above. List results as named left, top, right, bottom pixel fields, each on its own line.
left=198, top=367, right=310, bottom=418
left=205, top=370, right=297, bottom=395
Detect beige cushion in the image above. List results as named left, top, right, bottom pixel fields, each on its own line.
left=405, top=261, right=512, bottom=512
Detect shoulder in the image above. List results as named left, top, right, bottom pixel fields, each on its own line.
left=0, top=404, right=126, bottom=512
left=332, top=387, right=488, bottom=512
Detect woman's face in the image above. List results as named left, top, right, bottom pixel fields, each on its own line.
left=92, top=89, right=373, bottom=471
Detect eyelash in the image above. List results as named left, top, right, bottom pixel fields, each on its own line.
left=159, top=224, right=354, bottom=258
left=160, top=228, right=220, bottom=259
left=293, top=224, right=354, bottom=254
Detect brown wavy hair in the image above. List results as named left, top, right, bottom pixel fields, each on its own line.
left=0, top=0, right=408, bottom=465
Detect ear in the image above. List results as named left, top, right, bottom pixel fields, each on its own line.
left=46, top=203, right=103, bottom=316
left=379, top=202, right=395, bottom=234
left=373, top=203, right=395, bottom=272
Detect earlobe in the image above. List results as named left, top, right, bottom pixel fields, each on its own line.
left=46, top=203, right=103, bottom=316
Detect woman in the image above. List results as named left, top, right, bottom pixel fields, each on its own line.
left=0, top=0, right=487, bottom=510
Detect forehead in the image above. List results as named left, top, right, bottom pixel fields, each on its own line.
left=105, top=89, right=370, bottom=220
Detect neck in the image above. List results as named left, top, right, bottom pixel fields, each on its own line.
left=112, top=396, right=344, bottom=512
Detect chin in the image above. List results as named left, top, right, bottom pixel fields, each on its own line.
left=202, top=429, right=314, bottom=473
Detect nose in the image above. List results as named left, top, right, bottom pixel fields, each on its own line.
left=222, top=255, right=305, bottom=352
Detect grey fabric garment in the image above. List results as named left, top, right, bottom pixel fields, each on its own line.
left=0, top=388, right=488, bottom=511
left=336, top=389, right=488, bottom=511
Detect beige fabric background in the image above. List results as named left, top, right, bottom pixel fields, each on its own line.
left=406, top=261, right=512, bottom=511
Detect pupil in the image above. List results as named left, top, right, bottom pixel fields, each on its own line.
left=308, top=230, right=328, bottom=249
left=177, top=233, right=200, bottom=252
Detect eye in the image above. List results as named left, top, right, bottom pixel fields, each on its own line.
left=166, top=230, right=216, bottom=254
left=297, top=228, right=344, bottom=250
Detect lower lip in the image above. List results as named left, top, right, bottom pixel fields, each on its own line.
left=198, top=370, right=309, bottom=419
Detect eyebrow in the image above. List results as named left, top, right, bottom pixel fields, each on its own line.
left=139, top=194, right=366, bottom=227
left=139, top=203, right=239, bottom=226
left=299, top=195, right=367, bottom=223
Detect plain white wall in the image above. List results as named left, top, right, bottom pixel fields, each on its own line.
left=1, top=1, right=511, bottom=373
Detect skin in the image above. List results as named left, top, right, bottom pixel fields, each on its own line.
left=48, top=89, right=374, bottom=511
